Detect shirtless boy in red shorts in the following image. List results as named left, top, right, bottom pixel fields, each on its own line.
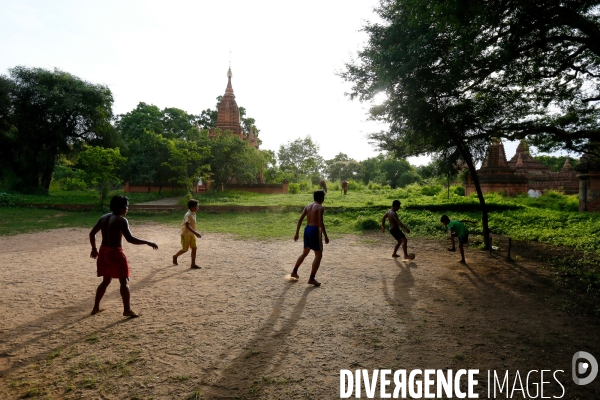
left=89, top=195, right=158, bottom=317
left=291, top=189, right=329, bottom=286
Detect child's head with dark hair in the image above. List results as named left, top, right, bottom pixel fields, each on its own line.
left=440, top=214, right=450, bottom=225
left=188, top=199, right=200, bottom=210
left=392, top=200, right=401, bottom=209
left=313, top=189, right=325, bottom=203
left=110, top=195, right=129, bottom=215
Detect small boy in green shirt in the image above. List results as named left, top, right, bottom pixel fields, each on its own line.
left=440, top=215, right=471, bottom=263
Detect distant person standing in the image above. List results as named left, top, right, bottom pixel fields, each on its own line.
left=319, top=179, right=328, bottom=193
left=341, top=180, right=349, bottom=195
left=173, top=199, right=202, bottom=269
left=89, top=195, right=158, bottom=317
left=381, top=200, right=414, bottom=260
left=291, top=190, right=329, bottom=286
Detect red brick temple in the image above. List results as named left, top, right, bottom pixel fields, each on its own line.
left=466, top=140, right=579, bottom=196
left=209, top=67, right=258, bottom=149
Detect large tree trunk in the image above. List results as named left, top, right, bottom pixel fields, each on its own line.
left=455, top=141, right=491, bottom=250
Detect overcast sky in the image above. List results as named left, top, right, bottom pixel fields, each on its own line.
left=0, top=0, right=568, bottom=165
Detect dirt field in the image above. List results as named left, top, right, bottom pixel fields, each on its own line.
left=1, top=224, right=599, bottom=399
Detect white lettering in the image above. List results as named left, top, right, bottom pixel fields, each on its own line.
left=494, top=370, right=509, bottom=398
left=380, top=369, right=391, bottom=398
left=455, top=369, right=466, bottom=399
left=356, top=369, right=361, bottom=398
left=409, top=369, right=423, bottom=398
left=437, top=370, right=453, bottom=398
left=526, top=370, right=539, bottom=398
left=468, top=369, right=479, bottom=398
left=541, top=370, right=551, bottom=398
left=393, top=370, right=407, bottom=399
left=511, top=370, right=526, bottom=398
left=553, top=370, right=565, bottom=399
left=424, top=369, right=435, bottom=398
left=363, top=369, right=378, bottom=398
left=340, top=370, right=353, bottom=398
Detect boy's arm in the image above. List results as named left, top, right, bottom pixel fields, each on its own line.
left=185, top=222, right=201, bottom=238
left=120, top=218, right=158, bottom=249
left=398, top=220, right=411, bottom=234
left=381, top=214, right=388, bottom=233
left=89, top=218, right=102, bottom=259
left=294, top=208, right=307, bottom=241
left=319, top=207, right=329, bottom=244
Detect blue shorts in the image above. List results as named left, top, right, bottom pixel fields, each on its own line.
left=303, top=225, right=323, bottom=251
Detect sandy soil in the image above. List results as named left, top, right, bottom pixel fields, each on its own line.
left=0, top=224, right=599, bottom=399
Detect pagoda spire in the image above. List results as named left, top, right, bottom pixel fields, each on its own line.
left=225, top=66, right=234, bottom=96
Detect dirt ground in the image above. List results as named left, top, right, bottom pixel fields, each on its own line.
left=1, top=224, right=599, bottom=399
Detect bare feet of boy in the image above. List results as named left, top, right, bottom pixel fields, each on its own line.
left=447, top=248, right=456, bottom=252
left=172, top=255, right=178, bottom=265
left=308, top=279, right=321, bottom=287
left=458, top=259, right=466, bottom=264
left=191, top=264, right=201, bottom=269
left=392, top=254, right=400, bottom=258
left=291, top=272, right=299, bottom=279
left=123, top=309, right=139, bottom=318
left=91, top=308, right=105, bottom=315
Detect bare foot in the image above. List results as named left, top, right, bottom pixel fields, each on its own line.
left=291, top=272, right=299, bottom=278
left=123, top=309, right=139, bottom=318
left=308, top=279, right=321, bottom=287
left=447, top=248, right=456, bottom=252
left=172, top=255, right=178, bottom=265
left=458, top=259, right=466, bottom=264
left=191, top=264, right=201, bottom=269
left=402, top=258, right=412, bottom=262
left=392, top=254, right=400, bottom=258
left=91, top=308, right=105, bottom=315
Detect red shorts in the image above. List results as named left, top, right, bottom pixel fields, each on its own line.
left=97, top=246, right=130, bottom=279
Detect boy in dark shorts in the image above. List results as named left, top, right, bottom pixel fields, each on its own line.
left=89, top=195, right=158, bottom=317
left=440, top=215, right=469, bottom=263
left=291, top=190, right=329, bottom=286
left=381, top=200, right=413, bottom=260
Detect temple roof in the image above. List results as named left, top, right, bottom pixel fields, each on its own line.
left=215, top=67, right=243, bottom=135
left=507, top=140, right=551, bottom=174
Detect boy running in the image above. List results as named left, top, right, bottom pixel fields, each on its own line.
left=440, top=215, right=471, bottom=263
left=381, top=200, right=413, bottom=260
left=89, top=195, right=158, bottom=317
left=291, top=190, right=329, bottom=286
left=173, top=199, right=202, bottom=269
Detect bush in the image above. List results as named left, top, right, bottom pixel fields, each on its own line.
left=299, top=180, right=313, bottom=193
left=288, top=183, right=301, bottom=194
left=61, top=177, right=88, bottom=191
left=421, top=184, right=442, bottom=196
left=0, top=193, right=15, bottom=206
left=354, top=216, right=381, bottom=231
left=451, top=185, right=465, bottom=196
left=347, top=179, right=365, bottom=191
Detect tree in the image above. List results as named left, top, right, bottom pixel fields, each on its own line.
left=78, top=146, right=126, bottom=207
left=324, top=153, right=363, bottom=182
left=202, top=129, right=264, bottom=188
left=278, top=136, right=324, bottom=182
left=163, top=139, right=210, bottom=195
left=1, top=67, right=114, bottom=193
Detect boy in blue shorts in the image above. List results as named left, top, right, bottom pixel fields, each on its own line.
left=173, top=199, right=202, bottom=269
left=440, top=215, right=470, bottom=263
left=291, top=190, right=329, bottom=286
left=381, top=200, right=413, bottom=260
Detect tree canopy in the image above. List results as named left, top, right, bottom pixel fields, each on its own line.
left=0, top=67, right=114, bottom=193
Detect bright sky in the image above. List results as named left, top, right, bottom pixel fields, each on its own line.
left=0, top=0, right=570, bottom=166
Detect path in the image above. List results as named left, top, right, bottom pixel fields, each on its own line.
left=0, top=226, right=598, bottom=399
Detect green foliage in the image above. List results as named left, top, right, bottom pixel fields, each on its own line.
left=278, top=136, right=324, bottom=182
left=354, top=216, right=380, bottom=231
left=287, top=183, right=301, bottom=194
left=62, top=178, right=88, bottom=191
left=78, top=146, right=126, bottom=206
left=0, top=66, right=115, bottom=193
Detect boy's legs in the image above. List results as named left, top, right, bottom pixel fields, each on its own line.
left=448, top=234, right=457, bottom=251
left=308, top=250, right=323, bottom=286
left=173, top=248, right=187, bottom=265
left=400, top=237, right=409, bottom=259
left=119, top=277, right=138, bottom=317
left=392, top=240, right=401, bottom=257
left=190, top=247, right=200, bottom=269
left=291, top=247, right=311, bottom=278
left=92, top=275, right=112, bottom=315
left=458, top=243, right=465, bottom=263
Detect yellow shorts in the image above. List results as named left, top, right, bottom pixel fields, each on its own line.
left=180, top=234, right=197, bottom=251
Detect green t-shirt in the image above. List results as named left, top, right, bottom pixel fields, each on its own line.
left=448, top=220, right=468, bottom=237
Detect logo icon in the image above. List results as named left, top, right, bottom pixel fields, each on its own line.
left=572, top=351, right=598, bottom=385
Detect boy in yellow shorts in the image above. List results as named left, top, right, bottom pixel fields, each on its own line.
left=173, top=199, right=202, bottom=269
